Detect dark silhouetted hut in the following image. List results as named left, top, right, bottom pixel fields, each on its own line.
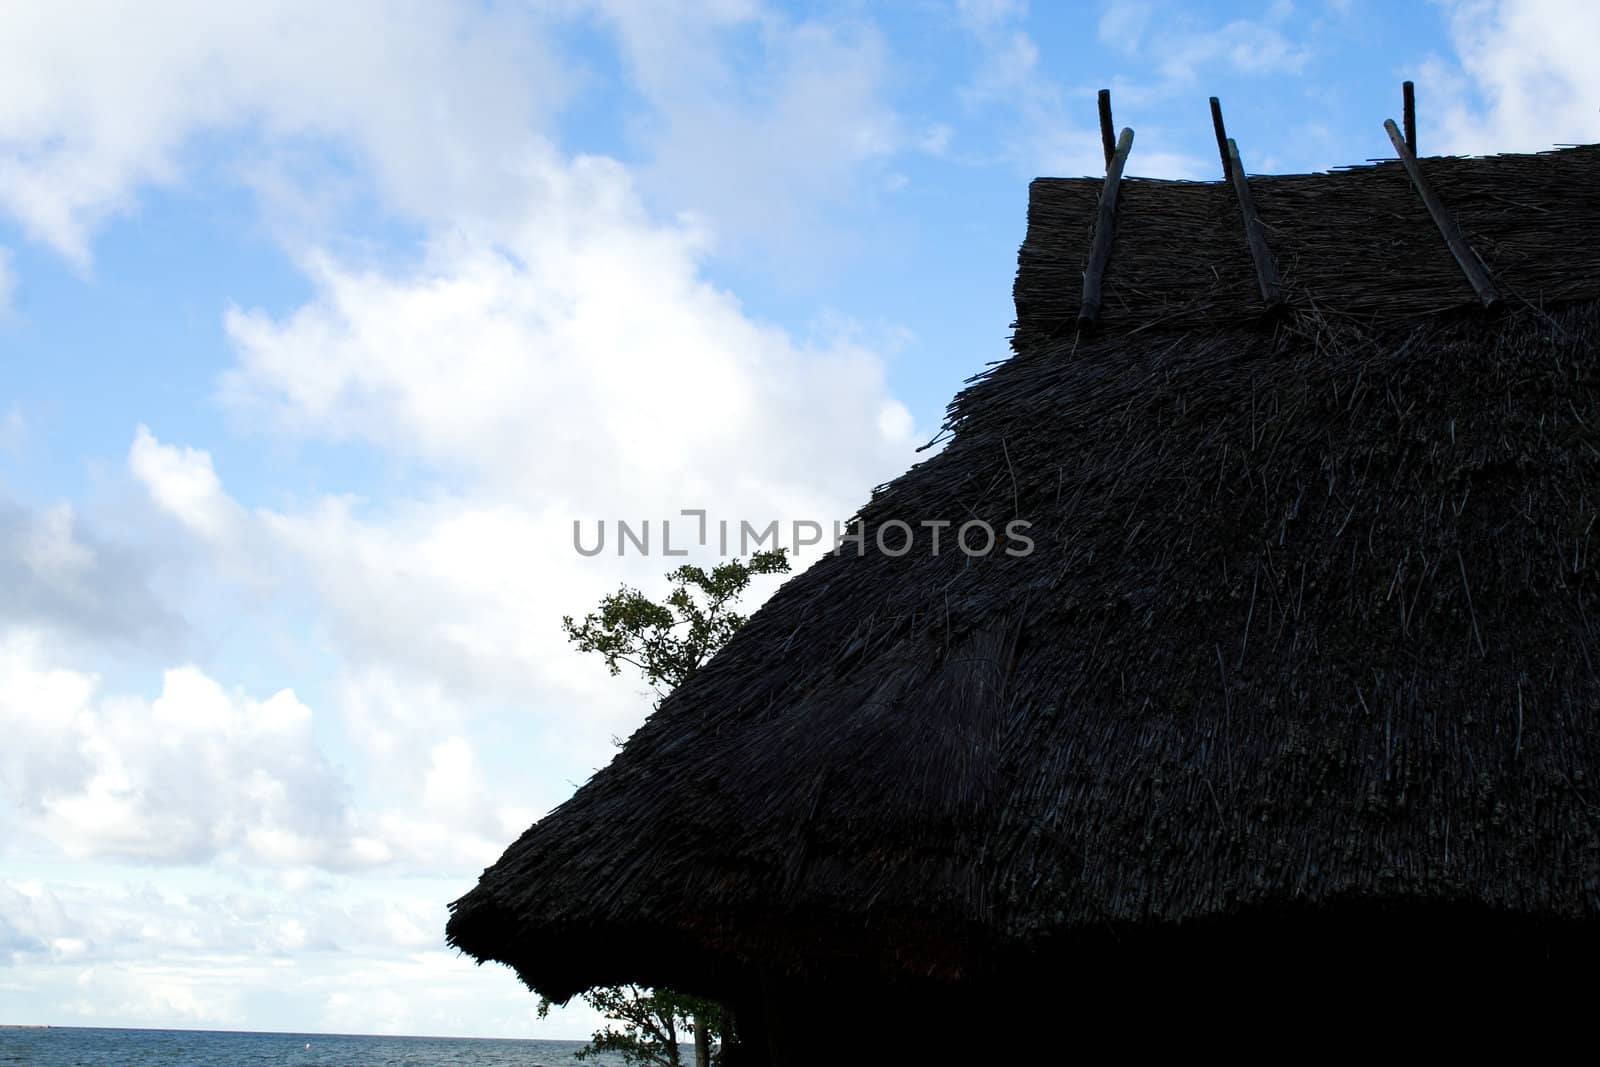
left=449, top=99, right=1600, bottom=1059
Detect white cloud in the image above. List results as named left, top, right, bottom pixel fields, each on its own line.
left=0, top=630, right=365, bottom=866
left=2, top=878, right=444, bottom=965
left=0, top=2, right=906, bottom=274
left=15, top=504, right=94, bottom=591
left=1096, top=2, right=1311, bottom=85
left=956, top=0, right=1029, bottom=31
left=0, top=634, right=95, bottom=821
left=589, top=2, right=900, bottom=255
left=1423, top=0, right=1600, bottom=153
left=1097, top=1, right=1154, bottom=53
left=0, top=494, right=184, bottom=652
left=219, top=168, right=914, bottom=501
left=955, top=3, right=1210, bottom=178
left=0, top=0, right=568, bottom=265
left=2, top=876, right=605, bottom=1035
left=0, top=621, right=561, bottom=875
left=129, top=425, right=244, bottom=543
left=68, top=964, right=246, bottom=1025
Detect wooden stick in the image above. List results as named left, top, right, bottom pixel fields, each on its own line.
left=1079, top=126, right=1135, bottom=329
left=1209, top=97, right=1232, bottom=181
left=1384, top=118, right=1501, bottom=308
left=1225, top=137, right=1284, bottom=307
left=1097, top=89, right=1115, bottom=169
left=1402, top=81, right=1417, bottom=156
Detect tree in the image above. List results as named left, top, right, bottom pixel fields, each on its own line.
left=543, top=551, right=791, bottom=1067
left=537, top=986, right=724, bottom=1067
left=562, top=551, right=791, bottom=700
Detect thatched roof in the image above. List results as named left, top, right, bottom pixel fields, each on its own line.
left=448, top=143, right=1600, bottom=1004
left=1015, top=145, right=1600, bottom=345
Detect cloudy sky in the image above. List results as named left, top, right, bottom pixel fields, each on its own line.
left=2, top=0, right=1596, bottom=1041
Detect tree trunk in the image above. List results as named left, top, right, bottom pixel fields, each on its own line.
left=664, top=1013, right=681, bottom=1067
left=693, top=1014, right=712, bottom=1067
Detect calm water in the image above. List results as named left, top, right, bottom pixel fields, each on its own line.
left=0, top=1027, right=634, bottom=1066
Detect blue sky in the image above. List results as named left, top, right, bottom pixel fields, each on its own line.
left=2, top=0, right=1597, bottom=1041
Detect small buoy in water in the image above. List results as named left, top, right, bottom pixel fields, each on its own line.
left=305, top=1043, right=311, bottom=1050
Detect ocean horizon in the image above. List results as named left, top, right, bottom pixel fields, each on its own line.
left=0, top=1025, right=640, bottom=1065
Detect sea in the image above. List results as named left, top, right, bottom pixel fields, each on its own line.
left=0, top=1027, right=636, bottom=1066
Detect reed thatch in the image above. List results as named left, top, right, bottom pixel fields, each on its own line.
left=1015, top=144, right=1600, bottom=347
left=448, top=144, right=1600, bottom=1031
